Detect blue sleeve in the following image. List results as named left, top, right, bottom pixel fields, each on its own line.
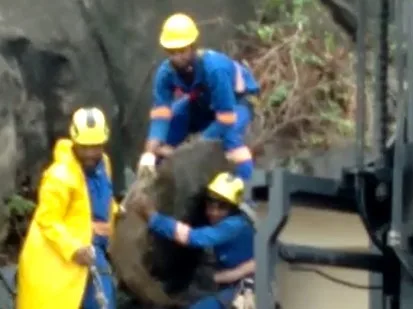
left=187, top=216, right=247, bottom=247
left=148, top=65, right=174, bottom=143
left=148, top=213, right=247, bottom=248
left=148, top=212, right=176, bottom=239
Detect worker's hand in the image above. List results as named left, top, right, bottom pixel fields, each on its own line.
left=136, top=152, right=157, bottom=179
left=118, top=204, right=127, bottom=215
left=156, top=145, right=174, bottom=158
left=72, top=246, right=94, bottom=266
left=115, top=204, right=127, bottom=220
left=134, top=193, right=156, bottom=222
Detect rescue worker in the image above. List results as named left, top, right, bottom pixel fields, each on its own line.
left=136, top=172, right=255, bottom=309
left=16, top=107, right=119, bottom=309
left=137, top=13, right=260, bottom=183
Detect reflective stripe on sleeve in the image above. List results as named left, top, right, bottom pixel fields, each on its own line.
left=226, top=146, right=253, bottom=163
left=174, top=221, right=191, bottom=244
left=150, top=106, right=172, bottom=119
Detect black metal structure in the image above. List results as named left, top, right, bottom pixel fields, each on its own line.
left=251, top=0, right=413, bottom=308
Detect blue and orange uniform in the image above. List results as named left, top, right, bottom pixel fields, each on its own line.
left=142, top=172, right=255, bottom=309
left=148, top=212, right=254, bottom=309
left=148, top=48, right=259, bottom=182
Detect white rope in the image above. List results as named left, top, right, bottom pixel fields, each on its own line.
left=89, top=247, right=109, bottom=309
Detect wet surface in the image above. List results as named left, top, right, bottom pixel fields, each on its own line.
left=274, top=206, right=371, bottom=309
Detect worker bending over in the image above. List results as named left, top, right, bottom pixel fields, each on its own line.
left=136, top=172, right=255, bottom=309
left=138, top=13, right=260, bottom=183
left=17, top=107, right=119, bottom=309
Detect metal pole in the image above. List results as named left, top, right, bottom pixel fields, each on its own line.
left=406, top=0, right=413, bottom=141
left=355, top=0, right=367, bottom=170
left=389, top=0, right=406, bottom=248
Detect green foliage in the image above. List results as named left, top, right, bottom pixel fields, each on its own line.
left=7, top=194, right=35, bottom=217
left=269, top=83, right=291, bottom=106
left=231, top=0, right=355, bottom=157
left=257, top=24, right=276, bottom=43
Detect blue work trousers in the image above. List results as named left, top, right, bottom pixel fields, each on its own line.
left=165, top=98, right=253, bottom=153
left=81, top=246, right=115, bottom=309
left=189, top=287, right=237, bottom=309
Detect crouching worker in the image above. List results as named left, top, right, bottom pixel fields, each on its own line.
left=136, top=172, right=256, bottom=309
left=137, top=13, right=260, bottom=183
left=16, top=107, right=120, bottom=309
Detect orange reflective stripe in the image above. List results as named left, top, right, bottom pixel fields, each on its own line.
left=93, top=221, right=112, bottom=236
left=226, top=146, right=253, bottom=163
left=234, top=62, right=246, bottom=93
left=174, top=221, right=190, bottom=244
left=150, top=106, right=172, bottom=119
left=216, top=112, right=237, bottom=124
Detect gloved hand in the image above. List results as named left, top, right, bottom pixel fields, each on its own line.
left=118, top=204, right=127, bottom=216
left=157, top=145, right=174, bottom=158
left=136, top=152, right=157, bottom=179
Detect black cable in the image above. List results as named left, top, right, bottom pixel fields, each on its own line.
left=289, top=265, right=382, bottom=290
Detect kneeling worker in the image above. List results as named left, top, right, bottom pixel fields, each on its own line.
left=16, top=107, right=119, bottom=309
left=136, top=172, right=256, bottom=309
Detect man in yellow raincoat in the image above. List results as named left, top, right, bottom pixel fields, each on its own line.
left=16, top=107, right=119, bottom=309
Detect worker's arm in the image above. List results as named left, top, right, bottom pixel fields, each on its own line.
left=34, top=166, right=83, bottom=262
left=214, top=259, right=255, bottom=284
left=145, top=66, right=175, bottom=153
left=148, top=213, right=247, bottom=248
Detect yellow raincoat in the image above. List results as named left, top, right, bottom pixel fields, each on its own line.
left=16, top=138, right=119, bottom=309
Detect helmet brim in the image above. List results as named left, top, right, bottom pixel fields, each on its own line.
left=160, top=35, right=198, bottom=50
left=71, top=137, right=108, bottom=146
left=206, top=190, right=237, bottom=207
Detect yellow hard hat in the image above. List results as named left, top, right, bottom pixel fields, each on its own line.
left=69, top=107, right=109, bottom=145
left=159, top=13, right=199, bottom=49
left=207, top=172, right=245, bottom=205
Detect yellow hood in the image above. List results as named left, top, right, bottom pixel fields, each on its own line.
left=52, top=138, right=75, bottom=163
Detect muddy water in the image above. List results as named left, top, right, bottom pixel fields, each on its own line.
left=273, top=206, right=371, bottom=309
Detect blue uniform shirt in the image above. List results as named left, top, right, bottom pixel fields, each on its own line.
left=148, top=49, right=260, bottom=143
left=148, top=212, right=254, bottom=271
